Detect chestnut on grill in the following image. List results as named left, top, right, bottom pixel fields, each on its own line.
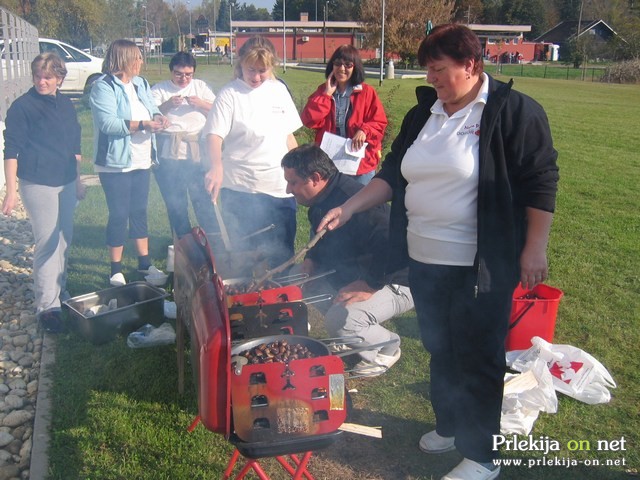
left=238, top=340, right=316, bottom=365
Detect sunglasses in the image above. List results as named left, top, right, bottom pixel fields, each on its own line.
left=333, top=60, right=354, bottom=69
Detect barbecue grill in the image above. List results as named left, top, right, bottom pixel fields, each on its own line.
left=175, top=228, right=348, bottom=479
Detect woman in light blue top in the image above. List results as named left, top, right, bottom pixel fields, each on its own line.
left=90, top=39, right=170, bottom=286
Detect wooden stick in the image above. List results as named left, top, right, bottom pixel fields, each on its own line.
left=338, top=423, right=383, bottom=438
left=213, top=203, right=232, bottom=252
left=251, top=228, right=328, bottom=289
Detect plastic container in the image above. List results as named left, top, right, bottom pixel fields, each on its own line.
left=506, top=284, right=564, bottom=351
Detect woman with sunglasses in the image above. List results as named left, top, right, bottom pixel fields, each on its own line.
left=301, top=45, right=387, bottom=185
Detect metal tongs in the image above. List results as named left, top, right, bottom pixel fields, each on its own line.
left=248, top=227, right=329, bottom=291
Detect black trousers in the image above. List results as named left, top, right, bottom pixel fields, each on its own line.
left=99, top=169, right=150, bottom=247
left=409, top=259, right=514, bottom=462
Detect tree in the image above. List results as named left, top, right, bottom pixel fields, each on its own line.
left=481, top=0, right=503, bottom=23
left=500, top=0, right=546, bottom=39
left=453, top=0, right=484, bottom=23
left=360, top=0, right=455, bottom=65
left=217, top=0, right=230, bottom=30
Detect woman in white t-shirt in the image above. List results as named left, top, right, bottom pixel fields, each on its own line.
left=152, top=52, right=218, bottom=239
left=203, top=36, right=302, bottom=268
left=90, top=39, right=170, bottom=286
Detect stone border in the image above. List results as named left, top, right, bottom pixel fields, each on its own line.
left=28, top=335, right=54, bottom=480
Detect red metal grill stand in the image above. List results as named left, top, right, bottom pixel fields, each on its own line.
left=222, top=449, right=315, bottom=480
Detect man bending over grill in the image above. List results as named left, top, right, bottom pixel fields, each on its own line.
left=282, top=144, right=414, bottom=376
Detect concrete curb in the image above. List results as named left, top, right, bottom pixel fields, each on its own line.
left=29, top=334, right=55, bottom=480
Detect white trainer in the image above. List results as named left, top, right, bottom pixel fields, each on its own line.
left=354, top=348, right=401, bottom=377
left=441, top=459, right=500, bottom=480
left=109, top=272, right=126, bottom=287
left=419, top=430, right=456, bottom=454
left=139, top=265, right=164, bottom=275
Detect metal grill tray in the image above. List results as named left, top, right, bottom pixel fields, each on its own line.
left=63, top=282, right=168, bottom=344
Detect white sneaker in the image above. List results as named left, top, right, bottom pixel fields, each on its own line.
left=354, top=348, right=401, bottom=377
left=109, top=272, right=126, bottom=287
left=441, top=459, right=500, bottom=480
left=138, top=265, right=164, bottom=275
left=419, top=430, right=456, bottom=454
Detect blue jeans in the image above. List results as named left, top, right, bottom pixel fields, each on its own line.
left=154, top=158, right=219, bottom=238
left=219, top=189, right=296, bottom=269
left=347, top=170, right=376, bottom=186
left=99, top=169, right=150, bottom=246
left=408, top=259, right=513, bottom=462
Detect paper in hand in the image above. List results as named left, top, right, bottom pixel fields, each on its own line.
left=319, top=132, right=367, bottom=175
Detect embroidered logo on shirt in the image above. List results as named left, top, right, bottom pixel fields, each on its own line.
left=457, top=123, right=481, bottom=136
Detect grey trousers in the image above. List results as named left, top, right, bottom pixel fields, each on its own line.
left=20, top=179, right=76, bottom=315
left=324, top=284, right=414, bottom=362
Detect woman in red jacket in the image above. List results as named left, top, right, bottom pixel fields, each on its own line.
left=301, top=45, right=387, bottom=184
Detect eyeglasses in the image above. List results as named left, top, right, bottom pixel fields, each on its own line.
left=333, top=61, right=354, bottom=69
left=172, top=71, right=194, bottom=79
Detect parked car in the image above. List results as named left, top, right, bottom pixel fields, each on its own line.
left=38, top=38, right=103, bottom=93
left=1, top=37, right=104, bottom=94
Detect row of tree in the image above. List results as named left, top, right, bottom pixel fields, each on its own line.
left=0, top=0, right=638, bottom=60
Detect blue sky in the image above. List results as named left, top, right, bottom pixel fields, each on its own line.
left=246, top=0, right=275, bottom=10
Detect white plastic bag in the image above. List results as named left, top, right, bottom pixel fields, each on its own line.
left=127, top=322, right=176, bottom=348
left=164, top=300, right=177, bottom=319
left=508, top=336, right=616, bottom=405
left=501, top=357, right=558, bottom=435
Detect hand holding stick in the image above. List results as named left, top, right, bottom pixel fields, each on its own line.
left=250, top=227, right=329, bottom=290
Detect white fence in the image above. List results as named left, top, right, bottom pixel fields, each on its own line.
left=0, top=7, right=38, bottom=190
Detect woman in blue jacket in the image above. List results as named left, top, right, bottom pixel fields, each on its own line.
left=90, top=39, right=170, bottom=286
left=3, top=53, right=85, bottom=332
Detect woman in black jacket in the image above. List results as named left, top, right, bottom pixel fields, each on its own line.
left=2, top=53, right=85, bottom=333
left=318, top=24, right=559, bottom=480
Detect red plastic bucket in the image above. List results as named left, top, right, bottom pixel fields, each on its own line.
left=506, top=283, right=564, bottom=351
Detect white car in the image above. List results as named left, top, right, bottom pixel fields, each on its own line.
left=38, top=38, right=103, bottom=93
left=1, top=38, right=103, bottom=94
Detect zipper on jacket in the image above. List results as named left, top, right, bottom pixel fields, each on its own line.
left=474, top=262, right=482, bottom=299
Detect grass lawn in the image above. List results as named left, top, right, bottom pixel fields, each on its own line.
left=45, top=65, right=640, bottom=479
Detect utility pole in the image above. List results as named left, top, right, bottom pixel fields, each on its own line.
left=283, top=0, right=286, bottom=73
left=142, top=4, right=148, bottom=66
left=323, top=2, right=327, bottom=63
left=379, top=0, right=385, bottom=86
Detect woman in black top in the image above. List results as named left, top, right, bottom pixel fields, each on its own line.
left=2, top=52, right=85, bottom=333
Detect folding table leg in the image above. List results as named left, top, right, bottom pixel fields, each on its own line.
left=222, top=450, right=271, bottom=480
left=222, top=449, right=240, bottom=480
left=275, top=452, right=315, bottom=480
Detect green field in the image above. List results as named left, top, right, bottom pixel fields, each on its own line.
left=47, top=65, right=640, bottom=479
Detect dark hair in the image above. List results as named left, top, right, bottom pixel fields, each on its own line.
left=169, top=51, right=197, bottom=71
left=417, top=23, right=484, bottom=74
left=325, top=45, right=365, bottom=85
left=281, top=144, right=338, bottom=181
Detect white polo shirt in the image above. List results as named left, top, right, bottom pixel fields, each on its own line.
left=401, top=73, right=489, bottom=266
left=203, top=78, right=302, bottom=198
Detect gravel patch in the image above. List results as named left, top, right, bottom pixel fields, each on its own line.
left=0, top=193, right=48, bottom=480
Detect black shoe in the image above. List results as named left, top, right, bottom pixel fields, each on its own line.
left=38, top=310, right=65, bottom=334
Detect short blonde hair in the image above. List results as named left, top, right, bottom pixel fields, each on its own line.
left=102, top=39, right=142, bottom=77
left=234, top=36, right=278, bottom=80
left=31, top=52, right=67, bottom=81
